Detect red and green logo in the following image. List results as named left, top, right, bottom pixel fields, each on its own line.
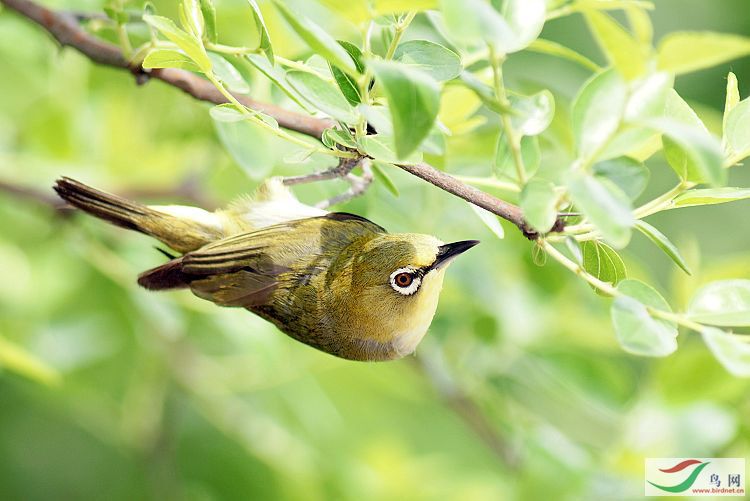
left=648, top=459, right=711, bottom=493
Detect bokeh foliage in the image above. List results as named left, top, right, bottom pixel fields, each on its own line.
left=1, top=0, right=750, bottom=499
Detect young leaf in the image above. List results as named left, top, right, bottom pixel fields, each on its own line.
left=439, top=0, right=545, bottom=54
left=650, top=117, right=725, bottom=186
left=723, top=72, right=740, bottom=137
left=702, top=327, right=750, bottom=377
left=245, top=54, right=314, bottom=112
left=143, top=14, right=211, bottom=72
left=566, top=172, right=634, bottom=249
left=581, top=240, right=627, bottom=295
left=611, top=279, right=678, bottom=357
left=584, top=10, right=648, bottom=80
left=672, top=187, right=750, bottom=208
left=199, top=0, right=217, bottom=43
left=634, top=220, right=691, bottom=275
left=657, top=31, right=750, bottom=75
left=143, top=49, right=201, bottom=72
left=212, top=112, right=279, bottom=179
left=330, top=65, right=361, bottom=106
left=496, top=134, right=540, bottom=177
left=592, top=156, right=649, bottom=200
left=273, top=1, right=357, bottom=75
left=571, top=69, right=628, bottom=158
left=358, top=134, right=422, bottom=165
left=209, top=103, right=246, bottom=122
left=520, top=178, right=557, bottom=233
left=509, top=90, right=555, bottom=137
left=245, top=0, right=273, bottom=63
left=394, top=40, right=462, bottom=82
left=468, top=203, right=504, bottom=239
left=208, top=53, right=250, bottom=94
left=322, top=127, right=357, bottom=149
left=624, top=72, right=673, bottom=122
left=369, top=61, right=440, bottom=160
left=337, top=41, right=365, bottom=73
left=625, top=6, right=653, bottom=46
left=527, top=39, right=601, bottom=72
left=286, top=71, right=358, bottom=123
left=688, top=280, right=750, bottom=327
left=725, top=98, right=750, bottom=157
left=372, top=161, right=400, bottom=197
left=532, top=243, right=547, bottom=266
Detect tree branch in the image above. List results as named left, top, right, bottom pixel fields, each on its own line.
left=0, top=0, right=563, bottom=238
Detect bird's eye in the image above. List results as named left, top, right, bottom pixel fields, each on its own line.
left=395, top=273, right=413, bottom=287
left=389, top=268, right=421, bottom=296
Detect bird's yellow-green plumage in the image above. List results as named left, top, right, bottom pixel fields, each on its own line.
left=53, top=177, right=478, bottom=361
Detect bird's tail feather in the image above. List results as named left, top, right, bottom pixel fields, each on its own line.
left=54, top=177, right=222, bottom=253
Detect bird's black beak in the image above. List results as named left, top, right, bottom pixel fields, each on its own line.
left=430, top=240, right=480, bottom=271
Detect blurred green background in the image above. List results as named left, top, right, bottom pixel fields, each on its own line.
left=1, top=1, right=749, bottom=500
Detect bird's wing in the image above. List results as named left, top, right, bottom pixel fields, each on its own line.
left=138, top=213, right=385, bottom=308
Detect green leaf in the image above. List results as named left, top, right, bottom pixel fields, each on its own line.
left=688, top=280, right=750, bottom=327
left=723, top=72, right=740, bottom=135
left=0, top=336, right=61, bottom=387
left=372, top=161, right=400, bottom=197
left=584, top=10, right=648, bottom=80
left=208, top=53, right=250, bottom=94
left=657, top=31, right=750, bottom=75
left=527, top=39, right=601, bottom=72
left=624, top=72, right=673, bottom=122
left=357, top=134, right=422, bottom=165
left=468, top=203, right=504, bottom=239
left=273, top=1, right=357, bottom=75
left=394, top=40, right=462, bottom=82
left=330, top=65, right=361, bottom=106
left=212, top=110, right=279, bottom=179
left=611, top=279, right=678, bottom=357
left=286, top=71, right=358, bottom=123
left=650, top=117, right=725, bottom=186
left=520, top=178, right=557, bottom=233
left=672, top=187, right=750, bottom=208
left=725, top=98, right=750, bottom=157
left=634, top=220, right=691, bottom=275
left=337, top=40, right=365, bottom=73
left=581, top=241, right=627, bottom=296
left=243, top=0, right=273, bottom=63
left=143, top=14, right=211, bottom=72
left=702, top=327, right=750, bottom=377
left=571, top=69, right=628, bottom=158
left=322, top=127, right=357, bottom=149
left=495, top=134, right=540, bottom=177
left=625, top=6, right=653, bottom=46
left=592, top=156, right=649, bottom=200
left=369, top=61, right=440, bottom=160
left=209, top=103, right=246, bottom=122
left=373, top=0, right=437, bottom=15
left=199, top=0, right=217, bottom=43
left=439, top=0, right=545, bottom=53
left=532, top=243, right=547, bottom=266
left=245, top=54, right=314, bottom=112
left=509, top=90, right=555, bottom=136
left=142, top=48, right=201, bottom=71
left=566, top=172, right=634, bottom=249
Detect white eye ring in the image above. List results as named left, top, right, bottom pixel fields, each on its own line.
left=389, top=267, right=422, bottom=296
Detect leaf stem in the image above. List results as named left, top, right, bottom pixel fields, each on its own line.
left=489, top=45, right=527, bottom=183
left=206, top=73, right=353, bottom=158
left=384, top=11, right=416, bottom=61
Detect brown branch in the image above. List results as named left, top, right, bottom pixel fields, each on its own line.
left=0, top=0, right=563, bottom=238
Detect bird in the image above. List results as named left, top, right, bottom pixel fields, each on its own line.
left=53, top=176, right=478, bottom=361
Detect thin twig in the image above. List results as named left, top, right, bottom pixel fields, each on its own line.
left=0, top=0, right=564, bottom=238
left=282, top=156, right=361, bottom=186
left=316, top=159, right=373, bottom=208
left=409, top=355, right=520, bottom=469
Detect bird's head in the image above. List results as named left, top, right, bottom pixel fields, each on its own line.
left=331, top=233, right=479, bottom=359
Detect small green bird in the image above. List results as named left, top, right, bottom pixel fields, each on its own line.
left=54, top=177, right=478, bottom=361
